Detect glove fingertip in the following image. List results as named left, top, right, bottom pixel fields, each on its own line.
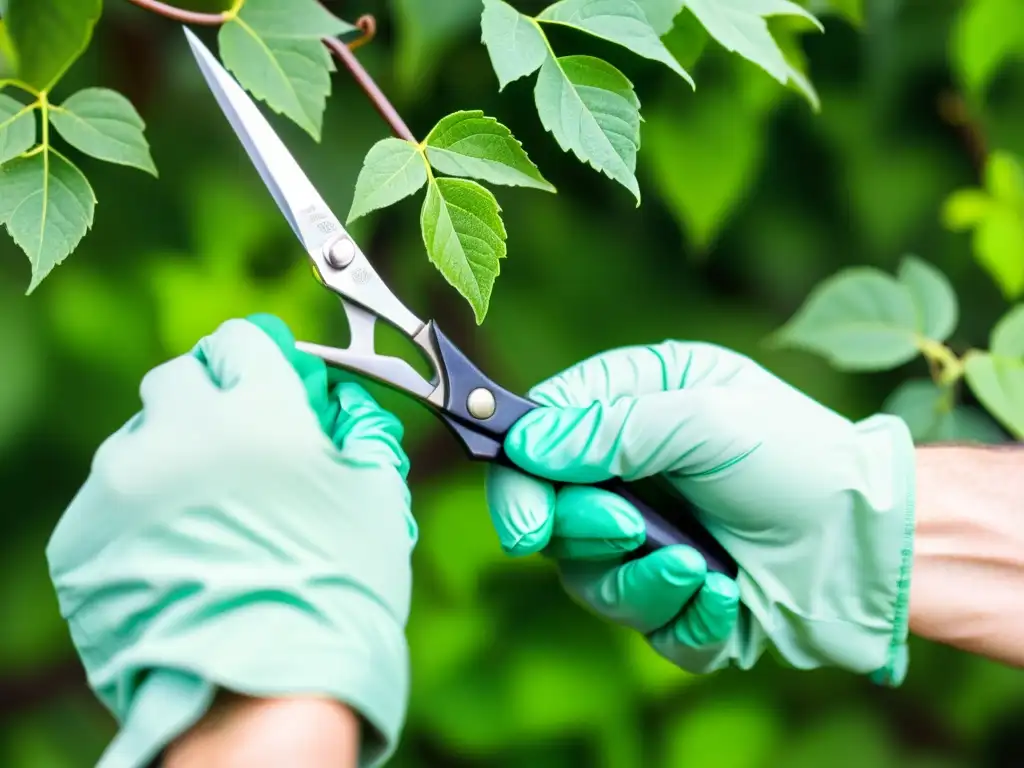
left=485, top=465, right=555, bottom=558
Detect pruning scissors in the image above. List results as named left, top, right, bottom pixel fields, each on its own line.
left=184, top=29, right=738, bottom=577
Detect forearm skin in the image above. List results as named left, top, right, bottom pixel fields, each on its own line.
left=164, top=693, right=360, bottom=768
left=910, top=445, right=1024, bottom=667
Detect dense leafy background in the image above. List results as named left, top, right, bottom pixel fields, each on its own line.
left=1, top=0, right=1024, bottom=766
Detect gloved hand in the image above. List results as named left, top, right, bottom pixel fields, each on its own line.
left=46, top=315, right=417, bottom=768
left=486, top=342, right=915, bottom=684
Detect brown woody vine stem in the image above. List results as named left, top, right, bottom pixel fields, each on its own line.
left=125, top=1, right=414, bottom=142
left=125, top=0, right=229, bottom=25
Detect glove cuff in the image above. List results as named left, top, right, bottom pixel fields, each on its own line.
left=86, top=583, right=409, bottom=768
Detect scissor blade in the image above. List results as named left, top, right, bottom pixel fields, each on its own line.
left=184, top=28, right=338, bottom=256
left=183, top=28, right=425, bottom=337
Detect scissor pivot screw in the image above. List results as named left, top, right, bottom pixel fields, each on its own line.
left=467, top=388, right=496, bottom=420
left=324, top=236, right=356, bottom=269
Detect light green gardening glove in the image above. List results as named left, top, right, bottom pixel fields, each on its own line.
left=46, top=316, right=417, bottom=768
left=486, top=341, right=915, bottom=685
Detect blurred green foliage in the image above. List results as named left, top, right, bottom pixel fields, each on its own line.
left=2, top=0, right=1024, bottom=766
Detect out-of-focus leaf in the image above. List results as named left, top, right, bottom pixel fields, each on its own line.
left=942, top=151, right=1024, bottom=299
left=0, top=535, right=70, bottom=672
left=991, top=303, right=1024, bottom=355
left=950, top=658, right=1024, bottom=739
left=0, top=280, right=43, bottom=450
left=642, top=76, right=774, bottom=248
left=661, top=694, right=783, bottom=768
left=535, top=55, right=642, bottom=202
left=420, top=177, right=507, bottom=324
left=537, top=0, right=694, bottom=86
left=883, top=379, right=1005, bottom=444
left=392, top=0, right=481, bottom=92
left=776, top=710, right=898, bottom=768
left=951, top=0, right=1024, bottom=95
left=964, top=351, right=1024, bottom=438
left=480, top=0, right=548, bottom=90
left=347, top=137, right=427, bottom=223
left=771, top=267, right=922, bottom=371
left=896, top=255, right=959, bottom=342
left=5, top=0, right=101, bottom=91
left=683, top=0, right=822, bottom=108
left=425, top=110, right=555, bottom=192
left=218, top=0, right=354, bottom=141
left=50, top=88, right=157, bottom=176
left=0, top=150, right=96, bottom=292
left=0, top=92, right=35, bottom=165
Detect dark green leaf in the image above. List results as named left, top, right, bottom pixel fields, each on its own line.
left=772, top=267, right=922, bottom=371
left=883, top=379, right=1005, bottom=444
left=480, top=0, right=548, bottom=90
left=0, top=93, right=35, bottom=166
left=347, top=137, right=427, bottom=223
left=50, top=88, right=157, bottom=176
left=0, top=149, right=95, bottom=292
left=5, top=0, right=101, bottom=91
left=538, top=0, right=693, bottom=86
left=896, top=255, right=958, bottom=342
left=425, top=110, right=554, bottom=191
left=534, top=55, right=641, bottom=202
left=420, top=177, right=507, bottom=324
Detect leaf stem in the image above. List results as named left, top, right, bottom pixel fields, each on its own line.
left=124, top=0, right=230, bottom=24
left=919, top=338, right=966, bottom=387
left=322, top=17, right=417, bottom=143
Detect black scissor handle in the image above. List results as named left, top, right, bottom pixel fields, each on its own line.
left=425, top=323, right=739, bottom=578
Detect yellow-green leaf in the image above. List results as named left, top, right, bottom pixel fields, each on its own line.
left=0, top=150, right=96, bottom=292
left=420, top=177, right=507, bottom=324
left=347, top=137, right=427, bottom=223
left=951, top=0, right=1024, bottom=96
left=425, top=110, right=554, bottom=192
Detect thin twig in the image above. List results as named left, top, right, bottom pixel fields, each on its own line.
left=125, top=0, right=228, bottom=25
left=323, top=18, right=417, bottom=143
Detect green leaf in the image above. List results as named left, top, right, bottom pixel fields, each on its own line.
left=991, top=304, right=1024, bottom=356
left=633, top=0, right=685, bottom=35
left=537, top=0, right=694, bottom=86
left=425, top=110, right=554, bottom=192
left=942, top=189, right=992, bottom=230
left=964, top=351, right=1024, bottom=439
left=940, top=152, right=1024, bottom=299
left=642, top=79, right=772, bottom=248
left=0, top=93, right=36, bottom=166
left=883, top=379, right=1005, bottom=444
left=951, top=0, right=1024, bottom=96
left=480, top=0, right=549, bottom=90
left=347, top=138, right=428, bottom=223
left=896, top=255, right=958, bottom=343
left=232, top=0, right=355, bottom=39
left=662, top=695, right=782, bottom=768
left=534, top=55, right=642, bottom=202
left=0, top=150, right=95, bottom=292
left=219, top=0, right=353, bottom=141
left=49, top=88, right=157, bottom=176
left=683, top=0, right=822, bottom=107
left=5, top=0, right=101, bottom=91
left=420, top=177, right=507, bottom=324
left=771, top=267, right=922, bottom=371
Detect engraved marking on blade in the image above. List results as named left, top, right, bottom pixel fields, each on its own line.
left=351, top=267, right=373, bottom=285
left=467, top=388, right=496, bottom=419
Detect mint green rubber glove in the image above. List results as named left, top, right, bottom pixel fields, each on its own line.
left=46, top=316, right=417, bottom=768
left=486, top=342, right=915, bottom=685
